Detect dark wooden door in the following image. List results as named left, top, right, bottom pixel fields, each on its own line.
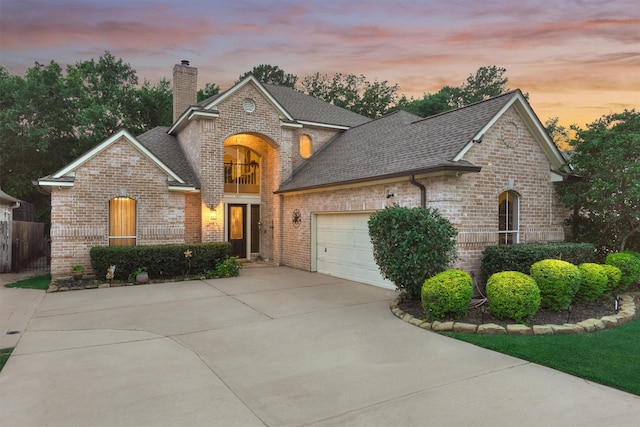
left=228, top=204, right=246, bottom=258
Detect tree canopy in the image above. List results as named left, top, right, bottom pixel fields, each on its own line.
left=300, top=72, right=399, bottom=118
left=556, top=110, right=640, bottom=251
left=0, top=52, right=173, bottom=223
left=237, top=64, right=298, bottom=88
left=394, top=66, right=512, bottom=118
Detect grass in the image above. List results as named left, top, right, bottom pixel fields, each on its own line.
left=4, top=274, right=51, bottom=290
left=0, top=347, right=13, bottom=372
left=444, top=317, right=640, bottom=396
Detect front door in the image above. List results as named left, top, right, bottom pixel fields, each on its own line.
left=228, top=204, right=246, bottom=258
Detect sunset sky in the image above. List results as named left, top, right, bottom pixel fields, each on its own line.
left=1, top=0, right=638, bottom=128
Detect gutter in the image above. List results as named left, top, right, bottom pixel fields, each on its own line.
left=409, top=175, right=426, bottom=208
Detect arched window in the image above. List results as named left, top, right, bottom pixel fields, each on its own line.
left=498, top=191, right=519, bottom=244
left=299, top=134, right=312, bottom=159
left=109, top=197, right=137, bottom=246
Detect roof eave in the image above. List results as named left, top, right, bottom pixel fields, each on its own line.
left=275, top=164, right=481, bottom=194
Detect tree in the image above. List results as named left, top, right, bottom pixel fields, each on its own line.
left=544, top=116, right=572, bottom=151
left=136, top=78, right=173, bottom=129
left=556, top=110, right=640, bottom=251
left=237, top=64, right=297, bottom=88
left=368, top=205, right=458, bottom=299
left=301, top=72, right=399, bottom=118
left=457, top=65, right=510, bottom=106
left=396, top=66, right=511, bottom=117
left=197, top=82, right=221, bottom=102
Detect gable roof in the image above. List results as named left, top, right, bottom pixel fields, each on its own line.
left=169, top=75, right=370, bottom=133
left=277, top=90, right=566, bottom=193
left=37, top=129, right=199, bottom=192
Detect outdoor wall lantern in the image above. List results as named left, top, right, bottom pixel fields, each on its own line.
left=209, top=205, right=217, bottom=221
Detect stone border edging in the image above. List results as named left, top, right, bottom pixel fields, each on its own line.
left=390, top=294, right=638, bottom=335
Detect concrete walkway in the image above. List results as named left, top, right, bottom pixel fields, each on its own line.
left=0, top=266, right=638, bottom=426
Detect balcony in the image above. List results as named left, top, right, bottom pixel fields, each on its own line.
left=224, top=161, right=260, bottom=194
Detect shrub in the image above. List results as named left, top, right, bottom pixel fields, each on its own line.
left=214, top=256, right=242, bottom=277
left=601, top=264, right=622, bottom=295
left=486, top=271, right=540, bottom=324
left=605, top=252, right=640, bottom=291
left=575, top=263, right=608, bottom=302
left=90, top=242, right=231, bottom=281
left=481, top=243, right=597, bottom=284
left=421, top=270, right=473, bottom=319
left=369, top=205, right=458, bottom=300
left=530, top=259, right=582, bottom=310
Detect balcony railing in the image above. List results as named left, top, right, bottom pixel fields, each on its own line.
left=224, top=162, right=260, bottom=193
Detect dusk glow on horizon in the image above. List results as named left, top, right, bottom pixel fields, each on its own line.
left=1, top=0, right=638, bottom=128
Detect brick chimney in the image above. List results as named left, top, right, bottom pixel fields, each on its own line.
left=172, top=60, right=197, bottom=123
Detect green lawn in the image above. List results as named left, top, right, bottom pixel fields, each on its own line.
left=0, top=347, right=13, bottom=372
left=444, top=318, right=640, bottom=396
left=4, top=275, right=51, bottom=290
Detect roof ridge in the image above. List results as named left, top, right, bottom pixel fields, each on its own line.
left=412, top=89, right=521, bottom=124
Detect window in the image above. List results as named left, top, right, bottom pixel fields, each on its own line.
left=224, top=146, right=260, bottom=194
left=109, top=197, right=136, bottom=246
left=300, top=134, right=312, bottom=158
left=498, top=191, right=519, bottom=244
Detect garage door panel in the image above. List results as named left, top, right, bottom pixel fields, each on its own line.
left=316, top=213, right=395, bottom=289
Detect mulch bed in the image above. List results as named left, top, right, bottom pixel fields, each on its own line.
left=400, top=291, right=640, bottom=328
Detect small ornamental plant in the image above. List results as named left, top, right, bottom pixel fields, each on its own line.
left=575, top=263, right=608, bottom=302
left=184, top=249, right=193, bottom=276
left=486, top=271, right=540, bottom=324
left=106, top=265, right=116, bottom=284
left=601, top=264, right=622, bottom=296
left=530, top=259, right=581, bottom=311
left=421, top=270, right=473, bottom=320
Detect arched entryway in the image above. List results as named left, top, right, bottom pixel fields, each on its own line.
left=222, top=133, right=279, bottom=260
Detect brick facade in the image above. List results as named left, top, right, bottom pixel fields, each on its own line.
left=49, top=137, right=189, bottom=278
left=280, top=105, right=567, bottom=280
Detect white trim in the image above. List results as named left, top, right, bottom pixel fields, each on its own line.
left=297, top=120, right=350, bottom=130
left=280, top=121, right=303, bottom=129
left=453, top=95, right=519, bottom=161
left=188, top=110, right=219, bottom=120
left=168, top=185, right=200, bottom=192
left=204, top=76, right=295, bottom=121
left=37, top=180, right=74, bottom=188
left=49, top=129, right=186, bottom=184
left=550, top=171, right=565, bottom=182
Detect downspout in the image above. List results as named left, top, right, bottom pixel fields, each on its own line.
left=409, top=175, right=426, bottom=208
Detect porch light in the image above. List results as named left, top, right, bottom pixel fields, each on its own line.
left=209, top=205, right=217, bottom=221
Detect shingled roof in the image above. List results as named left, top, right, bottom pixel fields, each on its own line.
left=136, top=126, right=200, bottom=188
left=277, top=90, right=523, bottom=193
left=195, top=78, right=371, bottom=128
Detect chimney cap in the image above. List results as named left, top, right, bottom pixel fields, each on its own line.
left=180, top=60, right=190, bottom=66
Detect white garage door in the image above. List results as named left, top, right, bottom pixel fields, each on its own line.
left=315, top=213, right=395, bottom=289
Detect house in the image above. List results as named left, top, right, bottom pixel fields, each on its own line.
left=38, top=61, right=571, bottom=286
left=0, top=188, right=20, bottom=272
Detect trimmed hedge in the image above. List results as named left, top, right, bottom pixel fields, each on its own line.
left=601, top=264, right=622, bottom=295
left=90, top=242, right=231, bottom=281
left=530, top=259, right=582, bottom=311
left=575, top=263, right=607, bottom=302
left=421, top=270, right=473, bottom=319
left=481, top=243, right=597, bottom=284
left=486, top=271, right=540, bottom=324
left=605, top=252, right=640, bottom=292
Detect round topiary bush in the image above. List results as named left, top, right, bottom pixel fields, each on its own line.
left=486, top=271, right=540, bottom=324
left=605, top=252, right=640, bottom=291
left=575, top=263, right=608, bottom=302
left=421, top=270, right=473, bottom=320
left=530, top=259, right=581, bottom=311
left=601, top=264, right=622, bottom=295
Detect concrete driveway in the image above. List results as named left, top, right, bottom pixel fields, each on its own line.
left=1, top=265, right=639, bottom=426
